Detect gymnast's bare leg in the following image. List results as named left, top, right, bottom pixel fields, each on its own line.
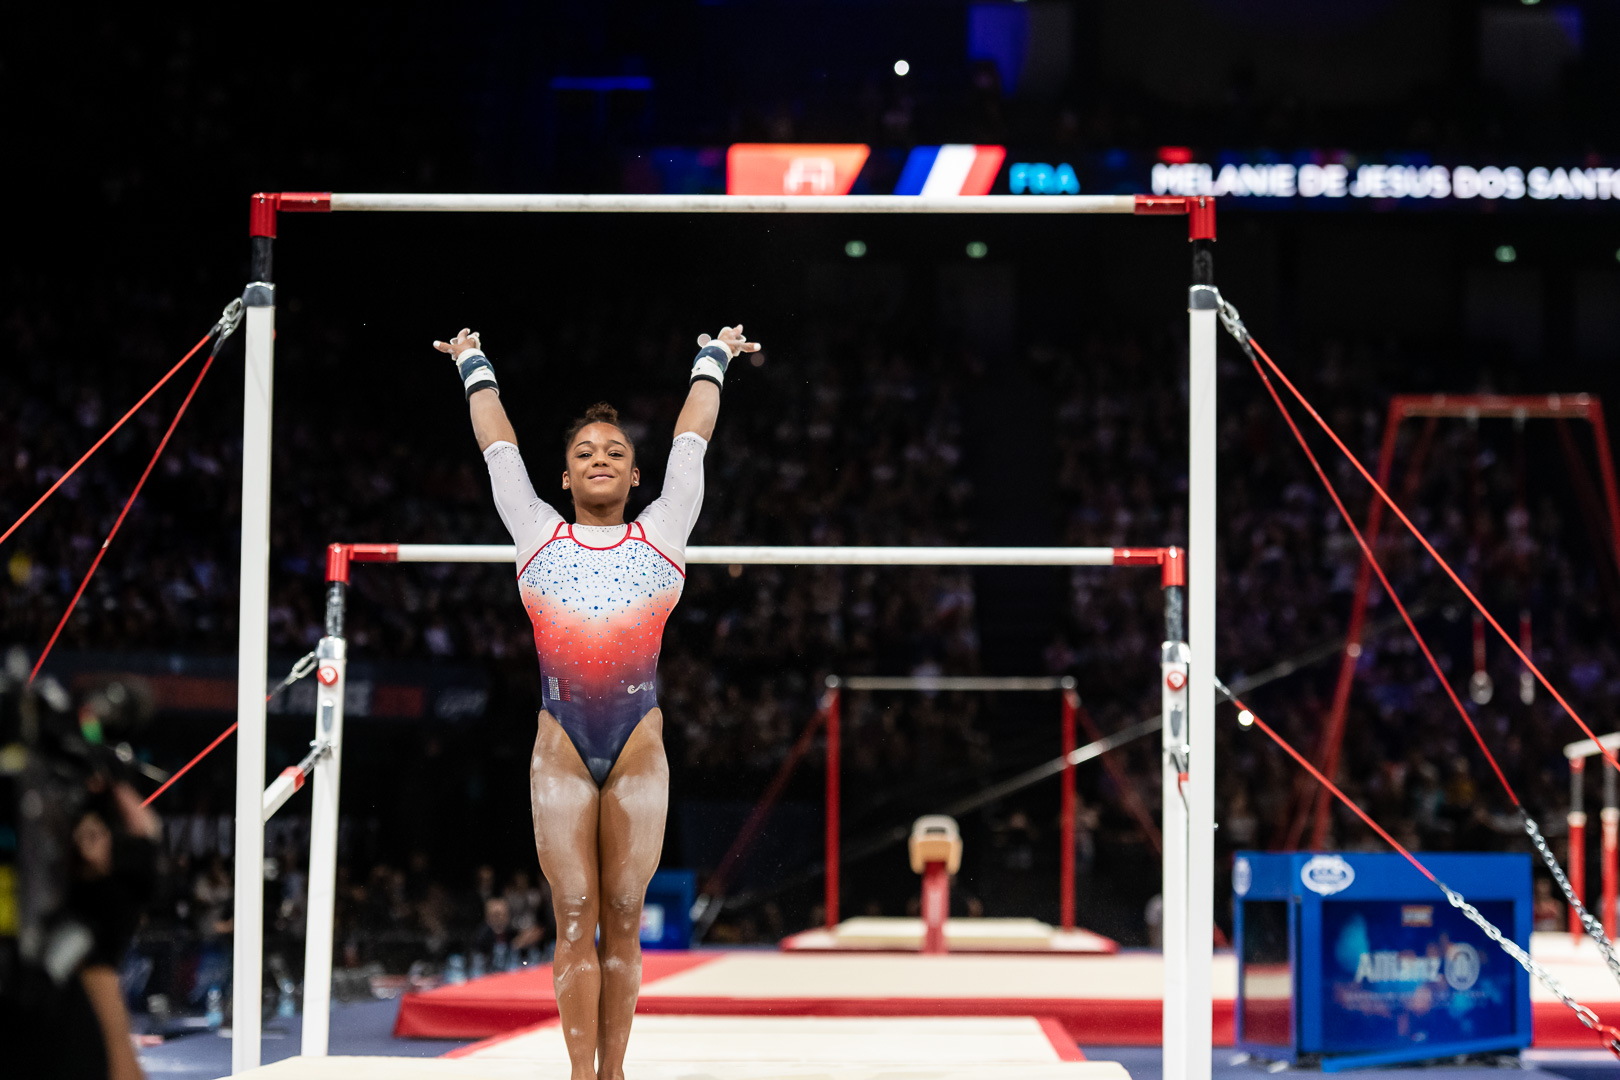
left=531, top=710, right=668, bottom=1080
left=594, top=710, right=669, bottom=1080
left=530, top=711, right=603, bottom=1080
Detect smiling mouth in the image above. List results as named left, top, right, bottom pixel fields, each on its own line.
left=588, top=473, right=614, bottom=480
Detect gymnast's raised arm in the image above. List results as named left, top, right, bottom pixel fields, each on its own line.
left=433, top=327, right=515, bottom=451
left=676, top=324, right=760, bottom=441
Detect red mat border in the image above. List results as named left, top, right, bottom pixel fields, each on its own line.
left=404, top=995, right=1616, bottom=1049
left=1037, top=1016, right=1088, bottom=1060
left=397, top=952, right=1614, bottom=1049
left=398, top=990, right=1231, bottom=1045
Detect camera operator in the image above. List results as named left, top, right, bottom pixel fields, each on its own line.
left=2, top=652, right=162, bottom=1079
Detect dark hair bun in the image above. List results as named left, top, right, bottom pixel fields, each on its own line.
left=583, top=402, right=620, bottom=425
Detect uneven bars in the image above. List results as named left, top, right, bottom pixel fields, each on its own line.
left=354, top=542, right=1138, bottom=566
left=326, top=194, right=1138, bottom=214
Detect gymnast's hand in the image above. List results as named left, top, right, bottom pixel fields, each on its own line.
left=433, top=327, right=483, bottom=360
left=696, top=325, right=761, bottom=358
left=690, top=325, right=760, bottom=391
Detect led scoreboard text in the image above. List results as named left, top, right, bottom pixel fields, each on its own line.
left=1152, top=161, right=1620, bottom=202
left=705, top=142, right=1619, bottom=209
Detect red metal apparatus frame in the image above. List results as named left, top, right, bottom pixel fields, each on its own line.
left=1566, top=744, right=1620, bottom=942
left=1303, top=395, right=1620, bottom=859
left=822, top=547, right=1186, bottom=931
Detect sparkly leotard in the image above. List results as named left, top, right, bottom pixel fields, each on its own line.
left=483, top=433, right=706, bottom=784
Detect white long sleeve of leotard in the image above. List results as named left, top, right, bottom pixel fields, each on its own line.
left=482, top=431, right=708, bottom=573
left=635, top=431, right=708, bottom=571
left=482, top=441, right=566, bottom=571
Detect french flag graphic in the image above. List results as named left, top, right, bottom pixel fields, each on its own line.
left=894, top=145, right=1007, bottom=196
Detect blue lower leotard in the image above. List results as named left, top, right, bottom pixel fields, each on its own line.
left=483, top=433, right=706, bottom=785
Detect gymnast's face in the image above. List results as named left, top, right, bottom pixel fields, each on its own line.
left=562, top=422, right=639, bottom=510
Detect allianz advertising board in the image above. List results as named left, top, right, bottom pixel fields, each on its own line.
left=1319, top=898, right=1515, bottom=1052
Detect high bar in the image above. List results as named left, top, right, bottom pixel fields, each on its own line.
left=325, top=193, right=1138, bottom=214
left=373, top=543, right=1128, bottom=566
left=833, top=676, right=1075, bottom=692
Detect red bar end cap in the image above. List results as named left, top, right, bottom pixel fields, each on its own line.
left=1161, top=546, right=1187, bottom=588
left=325, top=543, right=351, bottom=584
left=1133, top=195, right=1216, bottom=241
left=250, top=192, right=333, bottom=238
left=249, top=192, right=279, bottom=238
left=1187, top=196, right=1216, bottom=241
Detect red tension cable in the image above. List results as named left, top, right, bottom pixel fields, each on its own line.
left=0, top=332, right=213, bottom=550
left=30, top=348, right=219, bottom=684
left=141, top=721, right=238, bottom=808
left=1235, top=695, right=1435, bottom=883
left=1245, top=354, right=1522, bottom=805
left=1246, top=335, right=1620, bottom=780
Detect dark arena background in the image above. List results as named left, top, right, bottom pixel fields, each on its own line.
left=6, top=4, right=1620, bottom=1079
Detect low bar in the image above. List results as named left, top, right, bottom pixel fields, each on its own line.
left=384, top=543, right=1123, bottom=566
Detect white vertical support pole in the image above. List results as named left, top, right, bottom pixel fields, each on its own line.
left=1184, top=271, right=1220, bottom=1080
left=1161, top=634, right=1191, bottom=1080
left=232, top=259, right=276, bottom=1073
left=301, top=630, right=347, bottom=1056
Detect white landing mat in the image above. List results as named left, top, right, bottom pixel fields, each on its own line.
left=236, top=1015, right=1131, bottom=1080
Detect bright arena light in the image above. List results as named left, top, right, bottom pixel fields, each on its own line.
left=1495, top=244, right=1517, bottom=263
left=845, top=239, right=867, bottom=258
left=965, top=241, right=988, bottom=259
left=893, top=59, right=910, bottom=76
left=1238, top=709, right=1255, bottom=727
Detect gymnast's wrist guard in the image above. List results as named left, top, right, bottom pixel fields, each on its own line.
left=690, top=342, right=734, bottom=390
left=454, top=348, right=500, bottom=399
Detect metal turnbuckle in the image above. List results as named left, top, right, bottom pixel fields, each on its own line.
left=267, top=650, right=319, bottom=703
left=1216, top=294, right=1249, bottom=345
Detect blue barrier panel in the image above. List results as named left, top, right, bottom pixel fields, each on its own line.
left=1234, top=851, right=1532, bottom=1071
left=641, top=870, right=696, bottom=950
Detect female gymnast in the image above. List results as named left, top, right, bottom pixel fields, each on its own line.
left=433, top=324, right=759, bottom=1080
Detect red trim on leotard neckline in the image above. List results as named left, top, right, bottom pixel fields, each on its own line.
left=517, top=520, right=571, bottom=579
left=634, top=520, right=686, bottom=578
left=515, top=520, right=685, bottom=579
left=567, top=522, right=634, bottom=550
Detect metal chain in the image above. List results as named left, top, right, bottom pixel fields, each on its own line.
left=267, top=650, right=318, bottom=703
left=1439, top=881, right=1620, bottom=1054
left=1523, top=811, right=1620, bottom=987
